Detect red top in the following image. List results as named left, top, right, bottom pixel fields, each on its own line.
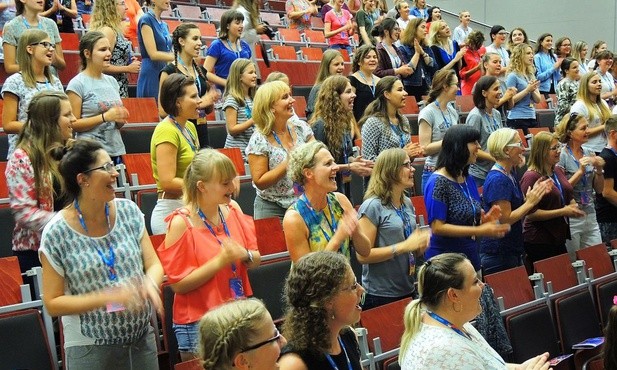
left=157, top=205, right=257, bottom=324
left=460, top=46, right=486, bottom=96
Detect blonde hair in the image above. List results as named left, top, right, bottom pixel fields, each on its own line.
left=90, top=0, right=124, bottom=34
left=364, top=148, right=407, bottom=205
left=264, top=72, right=289, bottom=84
left=199, top=298, right=270, bottom=370
left=427, top=20, right=449, bottom=47
left=314, top=49, right=344, bottom=85
left=224, top=58, right=256, bottom=106
left=577, top=71, right=612, bottom=124
left=252, top=81, right=290, bottom=135
left=487, top=128, right=518, bottom=160
left=527, top=131, right=557, bottom=176
left=183, top=149, right=237, bottom=209
left=288, top=141, right=328, bottom=185
left=555, top=112, right=585, bottom=143
left=509, top=43, right=535, bottom=77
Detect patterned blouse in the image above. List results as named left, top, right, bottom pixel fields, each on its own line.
left=110, top=30, right=133, bottom=98
left=554, top=77, right=579, bottom=125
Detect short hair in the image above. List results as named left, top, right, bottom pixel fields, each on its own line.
left=489, top=24, right=505, bottom=40
left=472, top=75, right=498, bottom=110
left=364, top=148, right=408, bottom=205
left=487, top=128, right=518, bottom=160
left=159, top=73, right=196, bottom=117
left=555, top=112, right=586, bottom=143
left=199, top=298, right=270, bottom=370
left=436, top=125, right=481, bottom=177
left=56, top=139, right=104, bottom=201
left=252, top=81, right=290, bottom=135
left=427, top=69, right=457, bottom=103
left=528, top=131, right=557, bottom=176
left=79, top=30, right=106, bottom=70
left=219, top=9, right=244, bottom=40
left=314, top=49, right=344, bottom=85
left=17, top=29, right=55, bottom=88
left=555, top=37, right=571, bottom=57
left=466, top=30, right=484, bottom=50
left=352, top=44, right=377, bottom=72
left=288, top=141, right=329, bottom=185
left=183, top=148, right=238, bottom=210
left=283, top=252, right=352, bottom=353
left=606, top=115, right=617, bottom=135
left=264, top=72, right=289, bottom=84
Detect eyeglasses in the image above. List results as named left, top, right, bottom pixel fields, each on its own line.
left=240, top=329, right=282, bottom=353
left=497, top=31, right=509, bottom=35
left=506, top=142, right=523, bottom=148
left=402, top=161, right=412, bottom=169
left=31, top=41, right=54, bottom=50
left=83, top=162, right=117, bottom=174
left=549, top=144, right=563, bottom=151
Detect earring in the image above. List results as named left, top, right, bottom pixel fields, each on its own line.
left=271, top=109, right=275, bottom=114
left=452, top=302, right=463, bottom=313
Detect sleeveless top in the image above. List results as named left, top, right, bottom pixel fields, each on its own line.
left=111, top=30, right=132, bottom=97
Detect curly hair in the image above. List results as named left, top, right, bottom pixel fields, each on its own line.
left=90, top=0, right=123, bottom=34
left=310, top=75, right=355, bottom=159
left=466, top=30, right=484, bottom=51
left=199, top=298, right=269, bottom=370
left=364, top=148, right=407, bottom=205
left=288, top=141, right=328, bottom=185
left=509, top=43, right=535, bottom=78
left=283, top=251, right=352, bottom=354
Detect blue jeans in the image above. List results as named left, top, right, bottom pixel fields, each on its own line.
left=329, top=43, right=354, bottom=56
left=421, top=170, right=433, bottom=195
left=253, top=196, right=287, bottom=221
left=481, top=253, right=523, bottom=275
left=173, top=321, right=200, bottom=353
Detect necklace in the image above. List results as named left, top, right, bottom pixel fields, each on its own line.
left=357, top=70, right=376, bottom=96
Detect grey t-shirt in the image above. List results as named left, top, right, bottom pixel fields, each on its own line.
left=223, top=95, right=255, bottom=161
left=66, top=73, right=126, bottom=156
left=465, top=107, right=502, bottom=180
left=418, top=101, right=459, bottom=168
left=357, top=197, right=417, bottom=297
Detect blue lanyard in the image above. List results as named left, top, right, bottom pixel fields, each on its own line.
left=226, top=39, right=241, bottom=58
left=381, top=42, right=401, bottom=68
left=244, top=99, right=252, bottom=119
left=390, top=123, right=407, bottom=148
left=551, top=171, right=565, bottom=205
left=177, top=57, right=202, bottom=95
left=324, top=336, right=353, bottom=370
left=170, top=115, right=197, bottom=153
left=392, top=202, right=412, bottom=238
left=492, top=163, right=519, bottom=192
left=74, top=200, right=117, bottom=281
left=272, top=124, right=293, bottom=149
left=22, top=15, right=43, bottom=29
left=301, top=194, right=338, bottom=244
left=149, top=10, right=171, bottom=51
left=357, top=71, right=376, bottom=97
left=434, top=100, right=453, bottom=129
left=484, top=111, right=500, bottom=133
left=35, top=78, right=51, bottom=91
left=566, top=146, right=592, bottom=188
left=197, top=207, right=237, bottom=275
left=342, top=132, right=351, bottom=164
left=458, top=179, right=478, bottom=226
left=427, top=311, right=471, bottom=340
left=600, top=71, right=614, bottom=92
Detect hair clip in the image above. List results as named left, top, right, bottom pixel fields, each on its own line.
left=424, top=260, right=432, bottom=267
left=613, top=295, right=617, bottom=305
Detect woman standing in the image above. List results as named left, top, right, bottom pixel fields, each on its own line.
left=159, top=149, right=260, bottom=361
left=480, top=52, right=516, bottom=117
left=306, top=49, right=345, bottom=121
left=246, top=81, right=314, bottom=220
left=360, top=76, right=422, bottom=163
left=424, top=125, right=510, bottom=272
left=409, top=0, right=427, bottom=20
left=67, top=31, right=129, bottom=164
left=465, top=76, right=503, bottom=187
left=204, top=9, right=251, bottom=89
left=507, top=27, right=528, bottom=54
left=485, top=25, right=509, bottom=71
left=324, top=0, right=353, bottom=55
left=159, top=23, right=215, bottom=147
left=356, top=0, right=376, bottom=47
left=357, top=148, right=430, bottom=309
left=418, top=69, right=459, bottom=190
left=234, top=0, right=266, bottom=79
left=283, top=142, right=371, bottom=262
left=569, top=71, right=612, bottom=153
left=593, top=51, right=616, bottom=108
left=555, top=37, right=572, bottom=59
left=2, top=0, right=65, bottom=74
left=395, top=0, right=411, bottom=31
left=223, top=58, right=257, bottom=161
left=374, top=17, right=412, bottom=79
left=459, top=30, right=485, bottom=96
left=505, top=43, right=541, bottom=134
left=6, top=91, right=74, bottom=275
left=136, top=0, right=173, bottom=99
left=199, top=299, right=287, bottom=369
left=349, top=45, right=380, bottom=121
left=556, top=113, right=605, bottom=259
left=311, top=75, right=372, bottom=199
left=587, top=40, right=608, bottom=71
left=399, top=18, right=437, bottom=101
left=285, top=0, right=317, bottom=31
left=534, top=33, right=562, bottom=97
left=90, top=0, right=141, bottom=98
left=1, top=29, right=64, bottom=158
left=428, top=20, right=466, bottom=74
left=150, top=74, right=202, bottom=235
left=554, top=57, right=581, bottom=125
left=40, top=139, right=164, bottom=369
left=521, top=131, right=586, bottom=263
left=279, top=251, right=365, bottom=370
left=41, top=0, right=77, bottom=34
left=572, top=41, right=589, bottom=74
left=481, top=128, right=550, bottom=274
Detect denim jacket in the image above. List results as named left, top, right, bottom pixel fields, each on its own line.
left=399, top=44, right=437, bottom=87
left=534, top=52, right=561, bottom=92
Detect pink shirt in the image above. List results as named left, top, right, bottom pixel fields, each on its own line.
left=325, top=8, right=352, bottom=46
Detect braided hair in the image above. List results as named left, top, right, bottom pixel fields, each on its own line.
left=172, top=23, right=207, bottom=86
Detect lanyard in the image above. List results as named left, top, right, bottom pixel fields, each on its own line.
left=357, top=71, right=376, bottom=97
left=458, top=179, right=478, bottom=226
left=74, top=200, right=117, bottom=281
left=177, top=57, right=202, bottom=95
left=483, top=111, right=500, bottom=133
left=390, top=122, right=407, bottom=148
left=35, top=78, right=51, bottom=91
left=301, top=194, right=338, bottom=245
left=566, top=145, right=592, bottom=187
left=434, top=100, right=453, bottom=129
left=492, top=163, right=519, bottom=191
left=22, top=15, right=43, bottom=29
left=427, top=311, right=471, bottom=340
left=381, top=42, right=401, bottom=69
left=392, top=202, right=412, bottom=238
left=272, top=124, right=293, bottom=149
left=149, top=10, right=172, bottom=51
left=600, top=71, right=614, bottom=92
left=197, top=207, right=237, bottom=275
left=495, top=46, right=507, bottom=66
left=324, top=336, right=353, bottom=370
left=551, top=171, right=566, bottom=206
left=170, top=115, right=197, bottom=153
left=244, top=99, right=252, bottom=119
left=227, top=39, right=241, bottom=58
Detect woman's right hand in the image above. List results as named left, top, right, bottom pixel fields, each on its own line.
left=524, top=178, right=552, bottom=207
left=219, top=238, right=250, bottom=266
left=527, top=79, right=540, bottom=93
left=477, top=221, right=510, bottom=238
left=519, top=352, right=551, bottom=370
left=105, top=106, right=130, bottom=124
left=562, top=203, right=585, bottom=218
left=332, top=209, right=360, bottom=244
left=127, top=57, right=141, bottom=74
left=399, top=227, right=430, bottom=254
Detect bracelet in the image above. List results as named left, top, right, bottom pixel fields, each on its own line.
left=145, top=275, right=161, bottom=294
left=101, top=112, right=106, bottom=122
left=391, top=245, right=398, bottom=258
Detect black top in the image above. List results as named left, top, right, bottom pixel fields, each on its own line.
left=160, top=63, right=209, bottom=97
left=281, top=328, right=362, bottom=370
left=596, top=147, right=617, bottom=222
left=349, top=74, right=376, bottom=122
left=45, top=0, right=74, bottom=33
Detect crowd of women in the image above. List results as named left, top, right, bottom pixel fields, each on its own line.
left=6, top=0, right=617, bottom=368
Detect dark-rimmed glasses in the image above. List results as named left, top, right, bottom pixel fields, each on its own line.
left=31, top=41, right=54, bottom=49
left=83, top=162, right=117, bottom=174
left=240, top=329, right=282, bottom=353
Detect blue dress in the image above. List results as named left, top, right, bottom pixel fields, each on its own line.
left=137, top=11, right=172, bottom=99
